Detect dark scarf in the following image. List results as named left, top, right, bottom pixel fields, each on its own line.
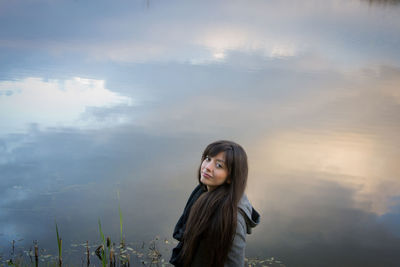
left=170, top=184, right=206, bottom=266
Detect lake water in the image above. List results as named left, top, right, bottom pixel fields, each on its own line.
left=1, top=0, right=400, bottom=266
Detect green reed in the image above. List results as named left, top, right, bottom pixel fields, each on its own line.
left=55, top=221, right=62, bottom=267
left=117, top=191, right=123, bottom=243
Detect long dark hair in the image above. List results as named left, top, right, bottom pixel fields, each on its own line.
left=181, top=140, right=248, bottom=267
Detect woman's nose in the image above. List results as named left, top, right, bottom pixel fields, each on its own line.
left=205, top=161, right=213, bottom=171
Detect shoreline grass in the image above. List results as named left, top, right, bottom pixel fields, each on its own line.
left=0, top=193, right=285, bottom=267
left=1, top=235, right=285, bottom=267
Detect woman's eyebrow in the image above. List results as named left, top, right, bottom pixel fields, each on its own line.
left=216, top=159, right=225, bottom=163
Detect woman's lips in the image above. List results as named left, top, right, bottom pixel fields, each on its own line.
left=202, top=172, right=212, bottom=178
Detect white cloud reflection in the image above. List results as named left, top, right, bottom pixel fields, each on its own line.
left=0, top=77, right=133, bottom=135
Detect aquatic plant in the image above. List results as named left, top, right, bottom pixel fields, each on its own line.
left=55, top=221, right=62, bottom=267
left=117, top=191, right=123, bottom=242
left=97, top=219, right=107, bottom=267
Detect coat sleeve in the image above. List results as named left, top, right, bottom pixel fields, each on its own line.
left=225, top=211, right=247, bottom=267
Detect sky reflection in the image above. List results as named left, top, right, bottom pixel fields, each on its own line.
left=1, top=0, right=400, bottom=266
left=0, top=77, right=133, bottom=135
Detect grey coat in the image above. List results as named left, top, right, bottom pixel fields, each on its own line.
left=191, top=193, right=260, bottom=267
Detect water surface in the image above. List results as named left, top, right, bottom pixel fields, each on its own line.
left=1, top=0, right=400, bottom=266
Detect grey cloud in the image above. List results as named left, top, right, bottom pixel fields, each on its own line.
left=363, top=0, right=400, bottom=5
left=1, top=0, right=399, bottom=66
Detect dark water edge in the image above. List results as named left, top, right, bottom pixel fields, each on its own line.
left=0, top=236, right=286, bottom=267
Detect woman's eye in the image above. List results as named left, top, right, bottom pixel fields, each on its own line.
left=216, top=163, right=222, bottom=168
left=205, top=156, right=211, bottom=161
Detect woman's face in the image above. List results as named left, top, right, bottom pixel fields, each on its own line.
left=200, top=151, right=230, bottom=191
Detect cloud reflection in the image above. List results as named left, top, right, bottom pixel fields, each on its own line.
left=1, top=0, right=399, bottom=67
left=0, top=77, right=133, bottom=135
left=251, top=130, right=400, bottom=215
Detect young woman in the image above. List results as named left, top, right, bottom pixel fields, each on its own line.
left=170, top=140, right=260, bottom=267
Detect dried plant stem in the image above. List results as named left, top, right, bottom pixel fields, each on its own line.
left=110, top=246, right=115, bottom=267
left=12, top=240, right=15, bottom=256
left=34, top=241, right=38, bottom=267
left=86, top=240, right=90, bottom=267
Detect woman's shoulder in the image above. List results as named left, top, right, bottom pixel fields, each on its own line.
left=193, top=183, right=206, bottom=194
